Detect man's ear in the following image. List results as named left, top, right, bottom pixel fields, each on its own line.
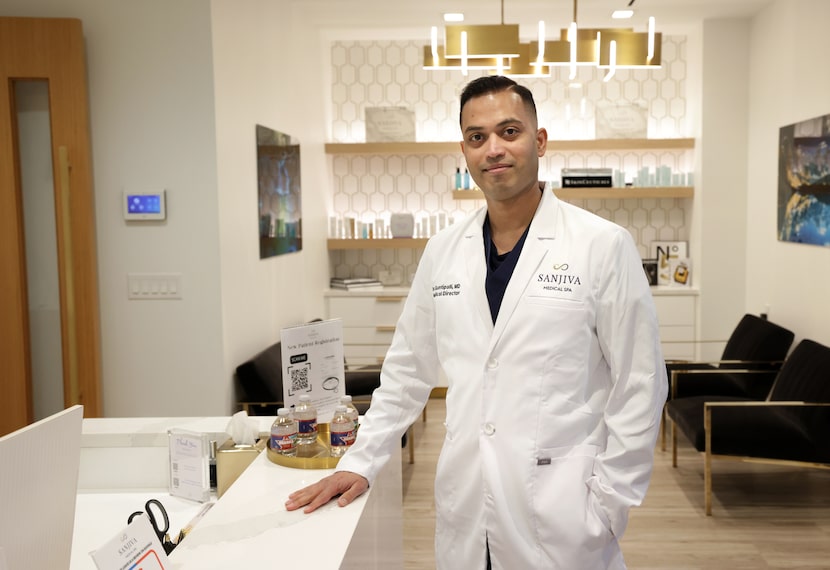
left=536, top=128, right=548, bottom=157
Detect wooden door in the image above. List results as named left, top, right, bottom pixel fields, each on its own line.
left=0, top=17, right=101, bottom=435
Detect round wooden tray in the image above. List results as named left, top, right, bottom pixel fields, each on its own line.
left=266, top=423, right=341, bottom=469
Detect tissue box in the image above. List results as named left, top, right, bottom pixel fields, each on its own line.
left=216, top=439, right=266, bottom=498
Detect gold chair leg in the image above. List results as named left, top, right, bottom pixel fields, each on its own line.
left=671, top=417, right=678, bottom=468
left=704, top=405, right=713, bottom=516
left=407, top=425, right=414, bottom=464
left=660, top=406, right=667, bottom=451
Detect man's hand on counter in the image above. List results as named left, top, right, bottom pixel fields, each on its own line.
left=285, top=471, right=369, bottom=514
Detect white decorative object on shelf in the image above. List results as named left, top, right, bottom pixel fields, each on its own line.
left=390, top=213, right=415, bottom=238
left=365, top=107, right=415, bottom=142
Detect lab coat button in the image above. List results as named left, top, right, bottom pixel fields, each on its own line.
left=483, top=423, right=495, bottom=435
left=487, top=358, right=498, bottom=369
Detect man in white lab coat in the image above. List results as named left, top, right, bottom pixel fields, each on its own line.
left=287, top=76, right=668, bottom=569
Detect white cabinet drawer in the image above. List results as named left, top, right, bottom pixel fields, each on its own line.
left=658, top=325, right=695, bottom=343
left=652, top=291, right=698, bottom=360
left=659, top=326, right=696, bottom=360
left=328, top=296, right=406, bottom=327
left=343, top=326, right=396, bottom=345
left=661, top=343, right=696, bottom=360
left=344, top=344, right=389, bottom=362
left=653, top=295, right=695, bottom=326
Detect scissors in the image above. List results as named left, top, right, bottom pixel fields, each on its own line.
left=128, top=499, right=175, bottom=554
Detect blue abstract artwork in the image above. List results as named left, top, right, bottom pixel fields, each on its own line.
left=778, top=114, right=830, bottom=247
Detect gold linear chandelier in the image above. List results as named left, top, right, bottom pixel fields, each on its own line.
left=424, top=0, right=527, bottom=76
left=423, top=0, right=661, bottom=80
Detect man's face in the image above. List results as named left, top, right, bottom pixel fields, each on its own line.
left=460, top=89, right=547, bottom=202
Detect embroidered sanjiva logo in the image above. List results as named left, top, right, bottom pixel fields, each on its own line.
left=537, top=262, right=581, bottom=291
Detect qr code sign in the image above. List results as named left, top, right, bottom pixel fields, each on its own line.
left=288, top=362, right=311, bottom=396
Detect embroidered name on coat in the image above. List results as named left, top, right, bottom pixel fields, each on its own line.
left=433, top=283, right=461, bottom=297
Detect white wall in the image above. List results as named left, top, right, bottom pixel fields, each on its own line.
left=745, top=0, right=830, bottom=346
left=696, top=19, right=752, bottom=357
left=211, top=0, right=331, bottom=405
left=3, top=1, right=227, bottom=416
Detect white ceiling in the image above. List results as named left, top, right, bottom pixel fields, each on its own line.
left=298, top=0, right=773, bottom=33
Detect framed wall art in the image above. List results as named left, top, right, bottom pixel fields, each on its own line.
left=778, top=113, right=830, bottom=247
left=256, top=124, right=302, bottom=259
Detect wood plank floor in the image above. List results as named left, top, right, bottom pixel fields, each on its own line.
left=401, top=397, right=830, bottom=569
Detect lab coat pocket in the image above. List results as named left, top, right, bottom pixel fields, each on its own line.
left=531, top=444, right=614, bottom=565
left=587, top=476, right=614, bottom=536
left=587, top=475, right=618, bottom=537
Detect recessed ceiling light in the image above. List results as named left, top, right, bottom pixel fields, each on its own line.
left=443, top=13, right=464, bottom=22
left=612, top=10, right=634, bottom=19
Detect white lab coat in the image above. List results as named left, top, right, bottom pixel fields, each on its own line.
left=337, top=188, right=667, bottom=569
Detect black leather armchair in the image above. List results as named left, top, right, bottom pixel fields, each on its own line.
left=235, top=340, right=379, bottom=415
left=665, top=339, right=830, bottom=515
left=660, top=314, right=795, bottom=449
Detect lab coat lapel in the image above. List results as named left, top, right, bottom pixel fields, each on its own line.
left=463, top=209, right=494, bottom=333
left=490, top=188, right=560, bottom=344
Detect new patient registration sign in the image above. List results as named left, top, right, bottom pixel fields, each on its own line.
left=280, top=318, right=345, bottom=423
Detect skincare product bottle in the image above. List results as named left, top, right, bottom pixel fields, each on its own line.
left=454, top=167, right=462, bottom=190
left=464, top=168, right=471, bottom=190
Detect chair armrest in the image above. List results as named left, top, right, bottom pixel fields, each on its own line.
left=669, top=359, right=784, bottom=369
left=670, top=368, right=778, bottom=397
left=704, top=401, right=830, bottom=408
left=703, top=401, right=830, bottom=429
left=662, top=340, right=729, bottom=344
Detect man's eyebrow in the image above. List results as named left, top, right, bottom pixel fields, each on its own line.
left=463, top=118, right=523, bottom=134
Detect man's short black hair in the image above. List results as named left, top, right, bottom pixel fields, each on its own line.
left=459, top=75, right=538, bottom=127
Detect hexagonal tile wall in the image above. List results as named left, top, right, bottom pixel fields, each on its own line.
left=328, top=36, right=690, bottom=278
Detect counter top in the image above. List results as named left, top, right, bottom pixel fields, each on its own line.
left=169, top=451, right=401, bottom=569
left=72, top=415, right=402, bottom=570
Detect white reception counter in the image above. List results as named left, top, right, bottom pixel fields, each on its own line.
left=71, top=416, right=403, bottom=569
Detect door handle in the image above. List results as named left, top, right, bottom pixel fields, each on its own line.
left=58, top=146, right=80, bottom=406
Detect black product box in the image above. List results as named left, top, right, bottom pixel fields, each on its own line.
left=561, top=168, right=613, bottom=188
left=562, top=177, right=613, bottom=187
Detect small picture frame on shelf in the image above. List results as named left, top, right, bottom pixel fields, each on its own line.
left=642, top=258, right=658, bottom=286
left=651, top=241, right=690, bottom=286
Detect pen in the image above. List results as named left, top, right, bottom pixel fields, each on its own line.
left=175, top=502, right=215, bottom=544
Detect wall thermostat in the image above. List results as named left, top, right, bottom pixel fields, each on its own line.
left=123, top=190, right=166, bottom=221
